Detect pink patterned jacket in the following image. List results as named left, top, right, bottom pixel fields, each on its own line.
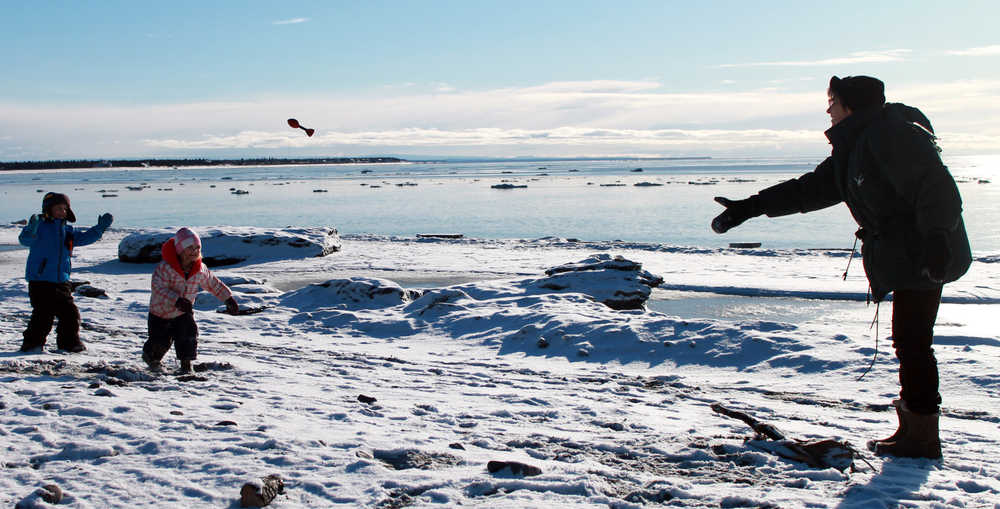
left=149, top=238, right=232, bottom=319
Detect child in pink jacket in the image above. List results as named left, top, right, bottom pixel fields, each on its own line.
left=143, top=228, right=238, bottom=373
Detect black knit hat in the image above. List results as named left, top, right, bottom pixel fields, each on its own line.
left=829, top=75, right=885, bottom=111
left=42, top=192, right=76, bottom=222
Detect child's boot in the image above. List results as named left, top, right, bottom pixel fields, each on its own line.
left=142, top=351, right=162, bottom=371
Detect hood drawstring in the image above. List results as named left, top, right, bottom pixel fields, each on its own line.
left=842, top=230, right=880, bottom=382
left=842, top=237, right=858, bottom=280
left=842, top=230, right=862, bottom=281
left=856, top=297, right=880, bottom=381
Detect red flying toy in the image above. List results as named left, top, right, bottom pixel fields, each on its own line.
left=287, top=118, right=315, bottom=137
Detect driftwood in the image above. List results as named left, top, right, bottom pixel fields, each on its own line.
left=240, top=474, right=284, bottom=507
left=416, top=233, right=464, bottom=239
left=711, top=403, right=857, bottom=471
left=217, top=305, right=271, bottom=316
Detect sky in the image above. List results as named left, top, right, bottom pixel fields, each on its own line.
left=2, top=0, right=1000, bottom=161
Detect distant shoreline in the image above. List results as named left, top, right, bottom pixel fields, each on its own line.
left=0, top=157, right=406, bottom=171
left=0, top=155, right=714, bottom=172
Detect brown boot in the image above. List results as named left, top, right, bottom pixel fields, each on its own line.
left=179, top=359, right=193, bottom=374
left=874, top=402, right=942, bottom=459
left=867, top=399, right=906, bottom=451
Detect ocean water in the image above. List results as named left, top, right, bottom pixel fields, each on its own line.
left=2, top=155, right=998, bottom=252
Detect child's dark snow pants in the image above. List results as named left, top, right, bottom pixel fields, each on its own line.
left=22, top=281, right=82, bottom=351
left=144, top=312, right=199, bottom=362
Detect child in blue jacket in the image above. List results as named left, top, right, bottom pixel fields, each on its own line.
left=18, top=192, right=113, bottom=352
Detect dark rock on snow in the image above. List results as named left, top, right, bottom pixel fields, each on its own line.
left=75, top=284, right=108, bottom=298
left=240, top=474, right=284, bottom=507
left=373, top=449, right=462, bottom=470
left=487, top=460, right=543, bottom=476
left=15, top=483, right=63, bottom=509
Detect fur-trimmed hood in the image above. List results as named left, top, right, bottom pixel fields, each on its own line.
left=160, top=237, right=203, bottom=278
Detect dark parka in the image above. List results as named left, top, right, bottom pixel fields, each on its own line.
left=754, top=102, right=971, bottom=302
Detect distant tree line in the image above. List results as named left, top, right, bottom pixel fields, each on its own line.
left=0, top=157, right=405, bottom=171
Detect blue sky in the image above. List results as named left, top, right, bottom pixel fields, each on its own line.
left=2, top=1, right=999, bottom=160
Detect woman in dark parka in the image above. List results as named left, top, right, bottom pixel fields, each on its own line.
left=711, top=75, right=971, bottom=459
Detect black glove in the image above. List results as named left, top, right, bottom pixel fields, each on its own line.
left=97, top=213, right=113, bottom=229
left=224, top=297, right=239, bottom=315
left=175, top=297, right=193, bottom=314
left=711, top=196, right=763, bottom=234
left=921, top=231, right=951, bottom=284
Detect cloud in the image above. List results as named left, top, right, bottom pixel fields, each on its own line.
left=4, top=78, right=1000, bottom=158
left=717, top=49, right=910, bottom=68
left=518, top=80, right=663, bottom=94
left=273, top=17, right=309, bottom=25
left=891, top=79, right=1000, bottom=114
left=143, top=126, right=820, bottom=151
left=3, top=80, right=817, bottom=133
left=946, top=45, right=1000, bottom=57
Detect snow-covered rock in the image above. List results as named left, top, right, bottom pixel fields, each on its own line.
left=228, top=283, right=281, bottom=295
left=279, top=277, right=422, bottom=311
left=275, top=256, right=669, bottom=362
left=536, top=253, right=664, bottom=309
left=116, top=227, right=342, bottom=266
left=218, top=275, right=267, bottom=286
left=279, top=255, right=661, bottom=315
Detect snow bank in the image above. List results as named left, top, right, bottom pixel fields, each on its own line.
left=274, top=255, right=798, bottom=366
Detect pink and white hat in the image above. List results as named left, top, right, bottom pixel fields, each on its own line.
left=174, top=227, right=202, bottom=254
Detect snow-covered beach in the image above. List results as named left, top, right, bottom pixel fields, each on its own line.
left=2, top=217, right=999, bottom=507
left=7, top=0, right=1000, bottom=504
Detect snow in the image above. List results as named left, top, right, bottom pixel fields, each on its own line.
left=2, top=224, right=999, bottom=508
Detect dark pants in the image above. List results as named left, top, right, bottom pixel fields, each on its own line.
left=22, top=281, right=81, bottom=350
left=892, top=286, right=943, bottom=415
left=144, top=313, right=199, bottom=362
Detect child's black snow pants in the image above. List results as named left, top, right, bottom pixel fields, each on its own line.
left=22, top=281, right=82, bottom=351
left=144, top=312, right=199, bottom=362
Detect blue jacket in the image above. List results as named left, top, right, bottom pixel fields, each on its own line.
left=19, top=217, right=108, bottom=283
